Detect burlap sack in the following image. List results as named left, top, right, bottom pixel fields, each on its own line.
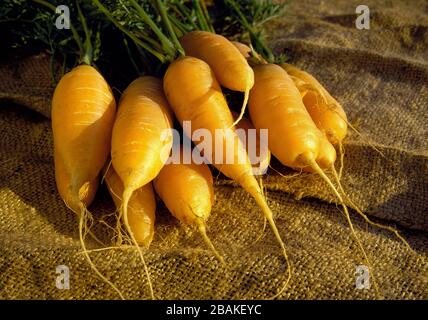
left=0, top=0, right=426, bottom=299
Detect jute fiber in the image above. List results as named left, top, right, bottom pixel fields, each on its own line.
left=0, top=0, right=427, bottom=299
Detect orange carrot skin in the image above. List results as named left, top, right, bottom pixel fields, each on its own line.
left=164, top=57, right=291, bottom=269
left=111, top=76, right=173, bottom=190
left=303, top=91, right=347, bottom=143
left=316, top=137, right=337, bottom=169
left=163, top=56, right=253, bottom=181
left=231, top=41, right=251, bottom=59
left=180, top=31, right=254, bottom=92
left=52, top=65, right=116, bottom=201
left=249, top=64, right=321, bottom=168
left=153, top=159, right=214, bottom=226
left=105, top=167, right=156, bottom=248
left=301, top=136, right=337, bottom=173
left=281, top=64, right=348, bottom=144
left=232, top=112, right=271, bottom=175
left=54, top=151, right=98, bottom=212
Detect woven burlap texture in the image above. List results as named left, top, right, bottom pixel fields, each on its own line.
left=0, top=0, right=427, bottom=299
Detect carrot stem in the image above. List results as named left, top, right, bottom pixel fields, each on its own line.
left=75, top=0, right=93, bottom=65
left=225, top=0, right=275, bottom=63
left=128, top=0, right=175, bottom=59
left=200, top=0, right=215, bottom=33
left=32, top=0, right=84, bottom=62
left=155, top=0, right=185, bottom=56
left=93, top=0, right=167, bottom=63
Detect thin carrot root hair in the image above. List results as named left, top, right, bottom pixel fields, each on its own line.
left=97, top=206, right=125, bottom=244
left=101, top=159, right=112, bottom=185
left=338, top=141, right=345, bottom=181
left=330, top=166, right=414, bottom=253
left=327, top=107, right=386, bottom=162
left=195, top=219, right=226, bottom=266
left=268, top=163, right=303, bottom=180
left=77, top=245, right=137, bottom=255
left=253, top=216, right=267, bottom=245
left=101, top=171, right=131, bottom=246
left=98, top=217, right=123, bottom=244
left=81, top=211, right=99, bottom=243
left=303, top=156, right=382, bottom=299
left=338, top=113, right=386, bottom=160
left=122, top=189, right=155, bottom=299
left=62, top=199, right=107, bottom=247
left=109, top=189, right=127, bottom=246
left=77, top=202, right=125, bottom=300
left=231, top=82, right=251, bottom=128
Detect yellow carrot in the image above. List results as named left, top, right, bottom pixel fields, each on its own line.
left=232, top=111, right=271, bottom=175
left=180, top=31, right=254, bottom=127
left=51, top=64, right=121, bottom=298
left=153, top=149, right=223, bottom=264
left=52, top=65, right=116, bottom=210
left=281, top=63, right=348, bottom=145
left=104, top=166, right=156, bottom=248
left=231, top=41, right=251, bottom=59
left=288, top=66, right=412, bottom=252
left=111, top=76, right=173, bottom=299
left=164, top=56, right=291, bottom=296
left=249, top=64, right=381, bottom=297
left=54, top=151, right=98, bottom=212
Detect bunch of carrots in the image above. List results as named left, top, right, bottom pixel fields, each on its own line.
left=29, top=0, right=411, bottom=299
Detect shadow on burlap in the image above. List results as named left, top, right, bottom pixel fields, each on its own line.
left=0, top=0, right=427, bottom=299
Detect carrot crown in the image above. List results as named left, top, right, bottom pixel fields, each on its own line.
left=92, top=0, right=287, bottom=69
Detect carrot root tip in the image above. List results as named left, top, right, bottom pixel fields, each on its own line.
left=230, top=84, right=251, bottom=128
left=196, top=220, right=225, bottom=266
left=122, top=188, right=155, bottom=300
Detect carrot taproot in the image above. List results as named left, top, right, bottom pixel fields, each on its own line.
left=52, top=65, right=116, bottom=208
left=104, top=165, right=156, bottom=248
left=249, top=63, right=381, bottom=297
left=111, top=76, right=173, bottom=299
left=51, top=64, right=122, bottom=298
left=281, top=63, right=348, bottom=145
left=54, top=150, right=107, bottom=247
left=231, top=111, right=270, bottom=175
left=153, top=149, right=224, bottom=264
left=285, top=63, right=387, bottom=178
left=299, top=136, right=337, bottom=173
left=281, top=63, right=349, bottom=177
left=315, top=136, right=337, bottom=170
left=163, top=56, right=291, bottom=296
left=180, top=31, right=254, bottom=127
left=54, top=151, right=98, bottom=212
left=249, top=64, right=322, bottom=170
